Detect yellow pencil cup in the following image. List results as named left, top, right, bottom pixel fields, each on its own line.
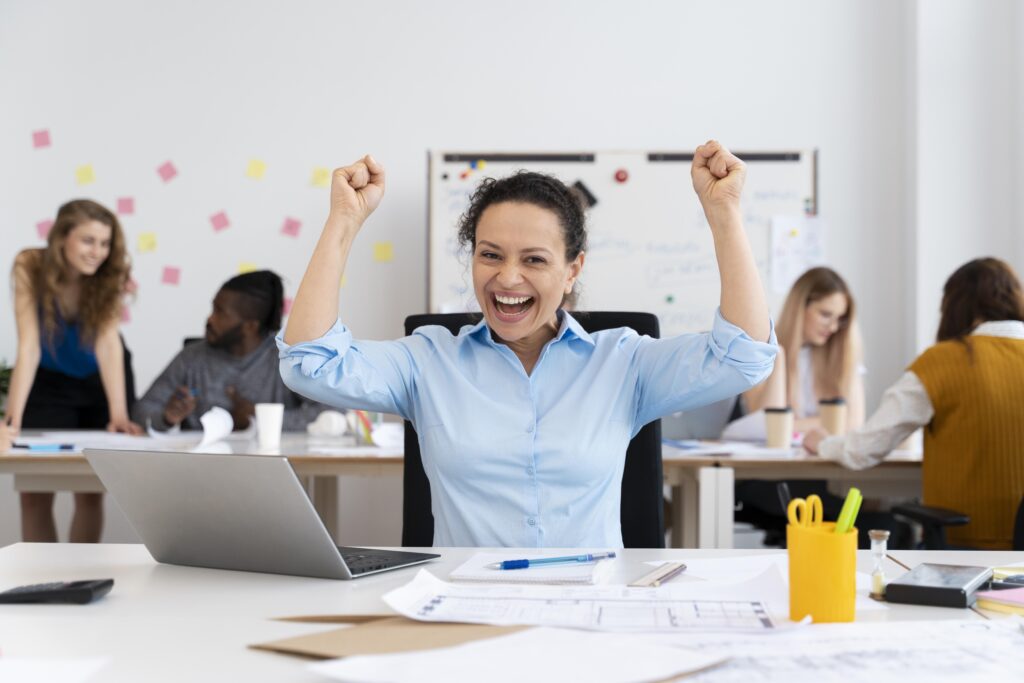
left=787, top=521, right=856, bottom=623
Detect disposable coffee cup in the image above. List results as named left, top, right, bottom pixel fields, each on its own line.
left=819, top=397, right=848, bottom=436
left=764, top=407, right=794, bottom=448
left=255, top=403, right=284, bottom=450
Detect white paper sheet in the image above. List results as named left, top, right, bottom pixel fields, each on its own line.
left=664, top=619, right=1024, bottom=682
left=770, top=214, right=826, bottom=295
left=308, top=627, right=727, bottom=683
left=27, top=432, right=197, bottom=453
left=383, top=567, right=788, bottom=633
left=0, top=657, right=108, bottom=683
left=644, top=554, right=886, bottom=614
left=193, top=407, right=233, bottom=451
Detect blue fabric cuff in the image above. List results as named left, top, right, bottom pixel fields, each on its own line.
left=275, top=319, right=353, bottom=379
left=707, top=308, right=778, bottom=379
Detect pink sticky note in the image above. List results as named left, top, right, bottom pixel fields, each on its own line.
left=32, top=130, right=51, bottom=149
left=36, top=219, right=54, bottom=240
left=281, top=217, right=301, bottom=237
left=210, top=211, right=230, bottom=232
left=125, top=278, right=139, bottom=295
left=120, top=307, right=131, bottom=323
left=117, top=197, right=135, bottom=215
left=157, top=161, right=178, bottom=182
left=161, top=266, right=181, bottom=285
left=283, top=296, right=293, bottom=316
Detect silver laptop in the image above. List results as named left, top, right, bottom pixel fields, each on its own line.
left=84, top=449, right=438, bottom=579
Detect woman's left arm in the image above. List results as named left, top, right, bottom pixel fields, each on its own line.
left=691, top=141, right=771, bottom=342
left=95, top=322, right=142, bottom=434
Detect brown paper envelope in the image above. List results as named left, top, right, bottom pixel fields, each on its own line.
left=251, top=616, right=525, bottom=659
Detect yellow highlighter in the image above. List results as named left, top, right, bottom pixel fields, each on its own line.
left=835, top=487, right=863, bottom=535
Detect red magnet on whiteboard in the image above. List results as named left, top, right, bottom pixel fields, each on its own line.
left=614, top=169, right=629, bottom=183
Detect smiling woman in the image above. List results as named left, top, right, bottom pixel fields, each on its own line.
left=4, top=199, right=141, bottom=543
left=278, top=144, right=778, bottom=548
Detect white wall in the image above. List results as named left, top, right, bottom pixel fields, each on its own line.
left=911, top=0, right=1022, bottom=351
left=1, top=0, right=1017, bottom=547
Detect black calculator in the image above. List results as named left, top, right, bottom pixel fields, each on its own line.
left=0, top=579, right=114, bottom=604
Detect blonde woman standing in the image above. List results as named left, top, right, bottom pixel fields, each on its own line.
left=5, top=199, right=141, bottom=542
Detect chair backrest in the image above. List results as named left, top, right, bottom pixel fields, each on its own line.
left=401, top=311, right=665, bottom=548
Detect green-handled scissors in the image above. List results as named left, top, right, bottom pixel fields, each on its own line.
left=787, top=494, right=824, bottom=527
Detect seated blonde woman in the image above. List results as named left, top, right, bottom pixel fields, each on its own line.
left=727, top=266, right=865, bottom=439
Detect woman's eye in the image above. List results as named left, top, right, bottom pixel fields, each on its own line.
left=480, top=252, right=499, bottom=260
left=526, top=257, right=546, bottom=264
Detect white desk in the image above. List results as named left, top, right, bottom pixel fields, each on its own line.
left=1, top=435, right=922, bottom=548
left=663, top=445, right=922, bottom=548
left=0, top=544, right=1010, bottom=683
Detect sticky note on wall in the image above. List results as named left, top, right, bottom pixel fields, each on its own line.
left=281, top=217, right=301, bottom=237
left=373, top=242, right=394, bottom=263
left=311, top=167, right=330, bottom=188
left=36, top=219, right=54, bottom=240
left=246, top=159, right=267, bottom=179
left=138, top=233, right=157, bottom=253
left=76, top=164, right=96, bottom=185
left=210, top=211, right=230, bottom=232
left=283, top=297, right=293, bottom=316
left=161, top=266, right=181, bottom=285
left=238, top=262, right=257, bottom=274
left=32, top=129, right=51, bottom=148
left=117, top=197, right=135, bottom=215
left=157, top=161, right=178, bottom=182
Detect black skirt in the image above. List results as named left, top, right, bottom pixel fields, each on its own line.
left=22, top=340, right=136, bottom=429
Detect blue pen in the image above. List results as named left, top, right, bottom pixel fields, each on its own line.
left=13, top=443, right=75, bottom=452
left=487, top=552, right=617, bottom=570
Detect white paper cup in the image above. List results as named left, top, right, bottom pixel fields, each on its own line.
left=255, top=403, right=284, bottom=450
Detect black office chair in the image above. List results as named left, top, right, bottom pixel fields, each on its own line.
left=893, top=495, right=1024, bottom=550
left=401, top=311, right=665, bottom=548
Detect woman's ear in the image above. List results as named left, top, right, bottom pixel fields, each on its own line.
left=566, top=252, right=585, bottom=293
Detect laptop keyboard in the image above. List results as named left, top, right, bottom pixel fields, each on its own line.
left=337, top=546, right=439, bottom=575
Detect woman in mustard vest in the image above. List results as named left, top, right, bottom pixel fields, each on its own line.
left=805, top=258, right=1024, bottom=549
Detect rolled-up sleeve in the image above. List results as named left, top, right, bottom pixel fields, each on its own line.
left=276, top=320, right=417, bottom=419
left=634, top=308, right=777, bottom=426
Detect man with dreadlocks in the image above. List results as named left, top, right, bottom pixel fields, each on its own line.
left=134, top=270, right=327, bottom=432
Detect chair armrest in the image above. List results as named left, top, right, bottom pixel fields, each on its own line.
left=892, top=503, right=970, bottom=528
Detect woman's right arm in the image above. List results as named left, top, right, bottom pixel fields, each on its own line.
left=5, top=251, right=42, bottom=429
left=284, top=155, right=385, bottom=345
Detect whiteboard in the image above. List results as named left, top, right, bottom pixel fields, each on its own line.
left=428, top=150, right=817, bottom=337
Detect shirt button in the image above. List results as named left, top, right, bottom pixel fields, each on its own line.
left=526, top=424, right=535, bottom=433
left=527, top=467, right=535, bottom=476
left=527, top=518, right=536, bottom=526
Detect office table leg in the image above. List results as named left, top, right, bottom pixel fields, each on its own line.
left=714, top=467, right=734, bottom=549
left=672, top=472, right=699, bottom=548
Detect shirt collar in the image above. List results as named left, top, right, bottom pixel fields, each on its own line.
left=971, top=320, right=1024, bottom=340
left=465, top=309, right=596, bottom=346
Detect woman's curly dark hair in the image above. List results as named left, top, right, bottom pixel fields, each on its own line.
left=456, top=171, right=587, bottom=307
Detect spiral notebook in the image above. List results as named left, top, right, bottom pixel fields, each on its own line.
left=449, top=553, right=613, bottom=585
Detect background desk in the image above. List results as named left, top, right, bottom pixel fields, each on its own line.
left=663, top=446, right=923, bottom=548
left=0, top=544, right=1012, bottom=683
left=1, top=436, right=922, bottom=549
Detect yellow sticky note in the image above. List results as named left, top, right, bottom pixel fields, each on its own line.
left=339, top=274, right=347, bottom=289
left=373, top=242, right=394, bottom=263
left=137, top=232, right=157, bottom=253
left=477, top=159, right=487, bottom=170
left=238, top=262, right=258, bottom=274
left=246, top=159, right=267, bottom=179
left=311, top=167, right=331, bottom=188
left=75, top=164, right=96, bottom=185
left=789, top=228, right=800, bottom=237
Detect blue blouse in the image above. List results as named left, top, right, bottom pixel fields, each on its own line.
left=277, top=309, right=776, bottom=547
left=39, top=312, right=99, bottom=379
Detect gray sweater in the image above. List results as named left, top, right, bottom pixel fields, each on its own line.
left=133, top=335, right=327, bottom=431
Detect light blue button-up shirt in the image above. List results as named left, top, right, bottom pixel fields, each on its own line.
left=277, top=309, right=776, bottom=547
